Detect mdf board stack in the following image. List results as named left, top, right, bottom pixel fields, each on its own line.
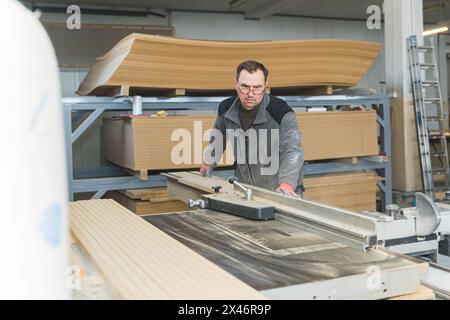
left=77, top=33, right=381, bottom=96
left=103, top=115, right=235, bottom=171
left=104, top=187, right=187, bottom=215
left=297, top=111, right=378, bottom=160
left=303, top=172, right=381, bottom=212
left=70, top=199, right=264, bottom=299
left=103, top=111, right=378, bottom=172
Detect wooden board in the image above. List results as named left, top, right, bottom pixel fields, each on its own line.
left=77, top=33, right=381, bottom=96
left=388, top=286, right=435, bottom=300
left=104, top=191, right=187, bottom=215
left=103, top=111, right=378, bottom=171
left=297, top=111, right=378, bottom=161
left=70, top=199, right=264, bottom=299
left=103, top=115, right=235, bottom=171
left=170, top=171, right=234, bottom=194
left=303, top=172, right=381, bottom=212
left=122, top=187, right=175, bottom=201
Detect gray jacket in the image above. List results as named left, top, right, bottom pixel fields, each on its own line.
left=206, top=94, right=304, bottom=192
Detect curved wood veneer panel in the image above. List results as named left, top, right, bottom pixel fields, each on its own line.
left=77, top=33, right=381, bottom=96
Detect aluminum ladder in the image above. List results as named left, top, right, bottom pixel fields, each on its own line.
left=407, top=35, right=450, bottom=199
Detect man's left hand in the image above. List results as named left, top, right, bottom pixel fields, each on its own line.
left=275, top=183, right=297, bottom=197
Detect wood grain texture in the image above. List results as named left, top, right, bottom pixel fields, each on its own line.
left=388, top=286, right=435, bottom=300
left=103, top=115, right=235, bottom=171
left=297, top=111, right=378, bottom=161
left=122, top=187, right=175, bottom=201
left=103, top=111, right=378, bottom=171
left=303, top=172, right=381, bottom=212
left=70, top=199, right=264, bottom=299
left=77, top=33, right=381, bottom=96
left=104, top=191, right=188, bottom=215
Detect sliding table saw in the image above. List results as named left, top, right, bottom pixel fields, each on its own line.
left=140, top=172, right=450, bottom=299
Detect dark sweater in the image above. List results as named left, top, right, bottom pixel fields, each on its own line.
left=239, top=103, right=260, bottom=131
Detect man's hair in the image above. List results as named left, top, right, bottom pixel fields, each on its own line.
left=236, top=60, right=269, bottom=82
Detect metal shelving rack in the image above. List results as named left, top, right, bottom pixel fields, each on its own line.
left=63, top=94, right=392, bottom=209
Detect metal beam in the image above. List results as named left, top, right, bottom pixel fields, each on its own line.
left=73, top=176, right=166, bottom=193
left=71, top=108, right=104, bottom=144
left=74, top=166, right=128, bottom=179
left=245, top=0, right=311, bottom=19
left=246, top=184, right=379, bottom=249
left=64, top=102, right=74, bottom=201
left=62, top=94, right=390, bottom=108
left=92, top=189, right=107, bottom=199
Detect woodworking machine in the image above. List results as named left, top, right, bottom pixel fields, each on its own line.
left=142, top=172, right=450, bottom=299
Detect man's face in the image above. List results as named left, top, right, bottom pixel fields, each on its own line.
left=235, top=69, right=266, bottom=110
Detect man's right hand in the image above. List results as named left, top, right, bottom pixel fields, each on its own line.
left=200, top=163, right=212, bottom=177
left=275, top=183, right=297, bottom=197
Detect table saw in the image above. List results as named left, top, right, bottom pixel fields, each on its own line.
left=139, top=171, right=450, bottom=299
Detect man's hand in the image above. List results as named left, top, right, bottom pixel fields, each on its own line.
left=200, top=163, right=213, bottom=177
left=275, top=183, right=296, bottom=197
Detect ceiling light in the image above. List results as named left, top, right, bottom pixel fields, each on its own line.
left=423, top=1, right=449, bottom=36
left=423, top=26, right=449, bottom=36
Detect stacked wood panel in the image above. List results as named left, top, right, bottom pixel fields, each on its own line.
left=103, top=111, right=378, bottom=172
left=303, top=172, right=380, bottom=212
left=77, top=33, right=381, bottom=95
left=104, top=187, right=187, bottom=215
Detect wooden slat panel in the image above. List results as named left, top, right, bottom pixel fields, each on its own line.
left=77, top=34, right=381, bottom=95
left=70, top=199, right=264, bottom=299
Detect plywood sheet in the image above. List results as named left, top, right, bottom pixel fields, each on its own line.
left=103, top=111, right=378, bottom=171
left=103, top=115, right=235, bottom=171
left=77, top=34, right=381, bottom=95
left=70, top=199, right=264, bottom=299
left=388, top=286, right=435, bottom=300
left=303, top=172, right=381, bottom=212
left=298, top=111, right=378, bottom=160
left=122, top=187, right=175, bottom=201
left=104, top=191, right=187, bottom=215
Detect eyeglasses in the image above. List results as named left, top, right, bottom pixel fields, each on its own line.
left=238, top=84, right=265, bottom=95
